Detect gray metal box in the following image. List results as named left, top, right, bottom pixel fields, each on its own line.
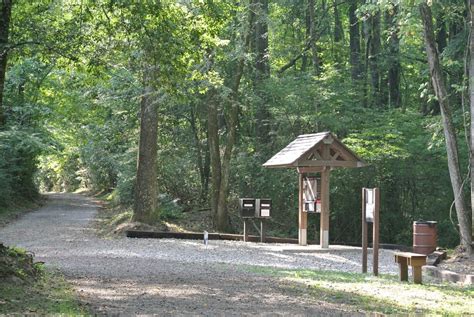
left=255, top=198, right=271, bottom=218
left=239, top=198, right=256, bottom=218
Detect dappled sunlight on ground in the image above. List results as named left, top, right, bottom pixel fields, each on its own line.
left=282, top=273, right=473, bottom=315
left=3, top=193, right=469, bottom=315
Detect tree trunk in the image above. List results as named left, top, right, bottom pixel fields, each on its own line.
left=133, top=79, right=159, bottom=223
left=254, top=0, right=269, bottom=80
left=207, top=92, right=221, bottom=226
left=469, top=0, right=474, bottom=250
left=362, top=7, right=371, bottom=107
left=190, top=105, right=210, bottom=202
left=308, top=0, right=320, bottom=74
left=215, top=21, right=249, bottom=232
left=349, top=0, right=362, bottom=81
left=0, top=0, right=12, bottom=127
left=208, top=7, right=250, bottom=232
left=203, top=140, right=210, bottom=199
left=333, top=0, right=343, bottom=43
left=302, top=4, right=310, bottom=72
left=436, top=13, right=447, bottom=54
left=420, top=3, right=472, bottom=254
left=208, top=77, right=245, bottom=232
left=216, top=105, right=238, bottom=232
left=386, top=3, right=401, bottom=108
left=252, top=0, right=271, bottom=144
left=368, top=8, right=382, bottom=107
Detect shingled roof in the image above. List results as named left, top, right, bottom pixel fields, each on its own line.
left=262, top=132, right=365, bottom=169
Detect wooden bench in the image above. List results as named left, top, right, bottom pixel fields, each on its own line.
left=394, top=252, right=427, bottom=284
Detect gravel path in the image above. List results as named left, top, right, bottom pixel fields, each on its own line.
left=0, top=193, right=398, bottom=315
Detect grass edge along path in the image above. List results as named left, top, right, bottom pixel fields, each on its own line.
left=1, top=268, right=88, bottom=315
left=246, top=266, right=473, bottom=316
left=1, top=244, right=88, bottom=315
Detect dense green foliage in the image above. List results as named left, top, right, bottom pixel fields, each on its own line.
left=0, top=0, right=471, bottom=247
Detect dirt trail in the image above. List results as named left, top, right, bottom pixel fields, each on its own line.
left=0, top=193, right=365, bottom=315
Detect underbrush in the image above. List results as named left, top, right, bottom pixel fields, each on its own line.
left=0, top=197, right=44, bottom=228
left=0, top=244, right=86, bottom=315
left=94, top=192, right=215, bottom=237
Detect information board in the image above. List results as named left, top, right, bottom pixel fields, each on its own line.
left=365, top=188, right=375, bottom=222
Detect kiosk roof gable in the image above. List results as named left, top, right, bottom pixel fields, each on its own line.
left=262, top=132, right=366, bottom=169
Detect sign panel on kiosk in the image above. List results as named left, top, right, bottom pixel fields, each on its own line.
left=303, top=177, right=321, bottom=213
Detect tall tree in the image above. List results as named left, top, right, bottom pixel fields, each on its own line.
left=435, top=12, right=447, bottom=53
left=207, top=91, right=222, bottom=229
left=112, top=2, right=200, bottom=223
left=333, top=0, right=343, bottom=43
left=420, top=2, right=472, bottom=254
left=385, top=2, right=401, bottom=108
left=308, top=0, right=320, bottom=74
left=0, top=0, right=12, bottom=127
left=469, top=0, right=474, bottom=248
left=349, top=0, right=362, bottom=80
left=368, top=7, right=382, bottom=107
left=252, top=0, right=271, bottom=144
left=189, top=103, right=210, bottom=202
left=253, top=0, right=269, bottom=80
left=133, top=75, right=158, bottom=223
left=208, top=4, right=250, bottom=232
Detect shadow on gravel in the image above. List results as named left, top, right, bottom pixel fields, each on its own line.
left=67, top=262, right=360, bottom=316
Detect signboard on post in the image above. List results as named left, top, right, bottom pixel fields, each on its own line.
left=362, top=187, right=380, bottom=276
left=365, top=188, right=375, bottom=223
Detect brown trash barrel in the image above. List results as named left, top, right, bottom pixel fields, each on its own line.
left=413, top=221, right=437, bottom=255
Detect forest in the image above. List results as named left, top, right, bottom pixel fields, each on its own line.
left=0, top=0, right=473, bottom=251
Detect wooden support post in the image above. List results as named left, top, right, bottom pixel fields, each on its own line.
left=413, top=266, right=422, bottom=284
left=373, top=188, right=380, bottom=276
left=320, top=167, right=330, bottom=248
left=243, top=219, right=249, bottom=242
left=362, top=188, right=368, bottom=273
left=260, top=219, right=265, bottom=243
left=398, top=257, right=408, bottom=281
left=298, top=173, right=307, bottom=245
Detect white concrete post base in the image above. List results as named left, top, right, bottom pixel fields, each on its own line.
left=320, top=230, right=329, bottom=248
left=299, top=228, right=307, bottom=246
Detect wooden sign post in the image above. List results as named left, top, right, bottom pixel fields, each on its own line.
left=362, top=187, right=380, bottom=276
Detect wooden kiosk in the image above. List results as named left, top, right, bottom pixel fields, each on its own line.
left=263, top=132, right=366, bottom=248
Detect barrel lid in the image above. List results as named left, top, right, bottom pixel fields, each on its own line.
left=414, top=220, right=437, bottom=225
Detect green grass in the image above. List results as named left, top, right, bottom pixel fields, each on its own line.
left=0, top=267, right=88, bottom=315
left=1, top=242, right=87, bottom=315
left=246, top=266, right=474, bottom=316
